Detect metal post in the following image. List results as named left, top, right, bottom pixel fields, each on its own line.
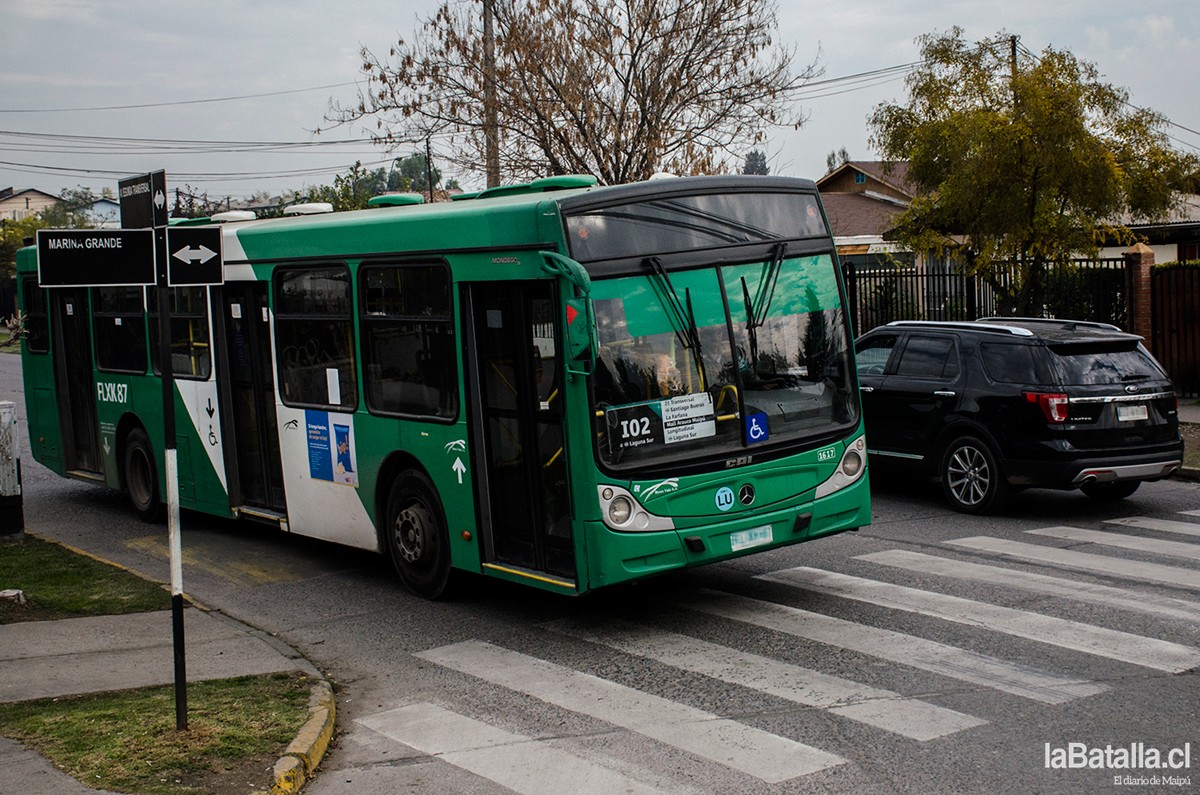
left=156, top=227, right=187, bottom=731
left=0, top=401, right=23, bottom=536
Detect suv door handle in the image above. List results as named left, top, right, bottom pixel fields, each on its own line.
left=934, top=390, right=956, bottom=397
left=860, top=386, right=874, bottom=393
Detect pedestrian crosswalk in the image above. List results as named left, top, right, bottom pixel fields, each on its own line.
left=354, top=510, right=1200, bottom=793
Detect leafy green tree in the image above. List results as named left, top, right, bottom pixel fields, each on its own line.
left=302, top=162, right=387, bottom=211
left=388, top=153, right=442, bottom=193
left=869, top=28, right=1198, bottom=315
left=38, top=186, right=100, bottom=228
left=326, top=0, right=819, bottom=184
left=742, top=150, right=769, bottom=175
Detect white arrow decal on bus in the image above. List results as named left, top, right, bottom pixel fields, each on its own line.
left=452, top=457, right=466, bottom=484
left=172, top=245, right=217, bottom=264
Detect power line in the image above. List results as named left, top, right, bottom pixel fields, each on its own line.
left=0, top=82, right=363, bottom=114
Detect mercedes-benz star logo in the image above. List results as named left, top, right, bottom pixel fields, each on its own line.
left=738, top=484, right=756, bottom=506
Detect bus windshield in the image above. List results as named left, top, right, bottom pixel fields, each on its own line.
left=590, top=252, right=858, bottom=470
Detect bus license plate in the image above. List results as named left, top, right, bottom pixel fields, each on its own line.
left=730, top=525, right=773, bottom=552
left=1117, top=404, right=1148, bottom=422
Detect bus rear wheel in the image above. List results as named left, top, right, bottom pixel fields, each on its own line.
left=123, top=428, right=164, bottom=523
left=385, top=470, right=453, bottom=599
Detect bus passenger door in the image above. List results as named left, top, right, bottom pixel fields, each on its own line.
left=216, top=283, right=286, bottom=514
left=51, top=288, right=101, bottom=474
left=466, top=282, right=575, bottom=583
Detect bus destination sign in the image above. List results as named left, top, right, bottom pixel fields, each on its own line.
left=36, top=229, right=156, bottom=288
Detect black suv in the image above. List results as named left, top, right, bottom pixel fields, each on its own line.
left=855, top=318, right=1184, bottom=513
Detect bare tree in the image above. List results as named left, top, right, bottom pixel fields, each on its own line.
left=326, top=0, right=819, bottom=184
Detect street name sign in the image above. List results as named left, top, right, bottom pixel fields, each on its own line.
left=36, top=229, right=155, bottom=287
left=119, top=170, right=168, bottom=229
left=165, top=227, right=224, bottom=286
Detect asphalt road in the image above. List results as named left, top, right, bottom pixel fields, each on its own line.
left=2, top=351, right=1197, bottom=794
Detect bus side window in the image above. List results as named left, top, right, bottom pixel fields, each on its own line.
left=276, top=266, right=358, bottom=410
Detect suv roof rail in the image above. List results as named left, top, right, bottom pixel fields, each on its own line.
left=885, top=320, right=1035, bottom=337
left=977, top=316, right=1124, bottom=333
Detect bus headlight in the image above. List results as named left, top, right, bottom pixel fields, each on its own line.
left=596, top=485, right=676, bottom=532
left=608, top=496, right=633, bottom=526
left=814, top=436, right=868, bottom=499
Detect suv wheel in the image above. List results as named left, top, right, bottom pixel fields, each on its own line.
left=1080, top=480, right=1141, bottom=501
left=940, top=436, right=1009, bottom=514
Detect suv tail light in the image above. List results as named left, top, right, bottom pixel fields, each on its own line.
left=1025, top=391, right=1070, bottom=423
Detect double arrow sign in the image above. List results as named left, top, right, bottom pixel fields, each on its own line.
left=36, top=226, right=224, bottom=288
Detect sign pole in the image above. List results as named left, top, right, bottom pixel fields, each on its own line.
left=156, top=224, right=187, bottom=731
left=122, top=170, right=187, bottom=732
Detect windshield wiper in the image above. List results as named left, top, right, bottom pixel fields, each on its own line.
left=750, top=241, right=787, bottom=327
left=739, top=242, right=787, bottom=375
left=644, top=256, right=707, bottom=389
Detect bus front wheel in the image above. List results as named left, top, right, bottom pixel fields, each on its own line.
left=385, top=470, right=453, bottom=599
left=123, top=428, right=165, bottom=523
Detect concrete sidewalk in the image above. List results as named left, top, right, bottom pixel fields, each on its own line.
left=0, top=600, right=333, bottom=794
left=1179, top=400, right=1200, bottom=425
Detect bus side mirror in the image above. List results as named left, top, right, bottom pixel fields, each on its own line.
left=565, top=296, right=595, bottom=374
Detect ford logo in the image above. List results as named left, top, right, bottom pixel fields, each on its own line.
left=1124, top=385, right=1140, bottom=394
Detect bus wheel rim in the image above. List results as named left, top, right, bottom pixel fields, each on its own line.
left=395, top=502, right=434, bottom=565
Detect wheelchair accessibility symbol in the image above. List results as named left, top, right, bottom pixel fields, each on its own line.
left=745, top=412, right=769, bottom=445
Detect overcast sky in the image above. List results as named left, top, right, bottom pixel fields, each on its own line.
left=2, top=0, right=1197, bottom=203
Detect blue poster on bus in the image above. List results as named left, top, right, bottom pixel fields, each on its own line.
left=306, top=410, right=359, bottom=487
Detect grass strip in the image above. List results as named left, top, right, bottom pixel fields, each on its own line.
left=0, top=534, right=172, bottom=623
left=0, top=672, right=313, bottom=794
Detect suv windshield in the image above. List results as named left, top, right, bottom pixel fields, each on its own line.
left=590, top=254, right=857, bottom=470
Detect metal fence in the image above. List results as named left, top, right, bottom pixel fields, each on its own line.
left=1152, top=264, right=1200, bottom=397
left=843, top=257, right=1129, bottom=336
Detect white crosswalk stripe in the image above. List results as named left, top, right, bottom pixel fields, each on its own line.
left=546, top=616, right=986, bottom=741
left=676, top=590, right=1106, bottom=703
left=1106, top=515, right=1200, bottom=538
left=760, top=566, right=1200, bottom=673
left=1028, top=525, right=1200, bottom=562
left=856, top=549, right=1200, bottom=623
left=416, top=640, right=846, bottom=783
left=358, top=703, right=669, bottom=795
left=945, top=536, right=1200, bottom=589
left=356, top=518, right=1200, bottom=792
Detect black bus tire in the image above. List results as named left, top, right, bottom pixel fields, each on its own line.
left=123, top=428, right=165, bottom=523
left=384, top=470, right=454, bottom=599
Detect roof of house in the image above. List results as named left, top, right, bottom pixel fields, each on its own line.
left=817, top=161, right=917, bottom=199
left=0, top=187, right=59, bottom=203
left=820, top=192, right=906, bottom=238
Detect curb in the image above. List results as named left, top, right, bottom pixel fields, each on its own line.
left=1175, top=466, right=1200, bottom=483
left=22, top=530, right=337, bottom=795
left=258, top=678, right=336, bottom=795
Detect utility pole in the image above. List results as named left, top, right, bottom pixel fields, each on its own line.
left=425, top=137, right=436, bottom=201
left=1009, top=35, right=1019, bottom=104
left=483, top=0, right=500, bottom=188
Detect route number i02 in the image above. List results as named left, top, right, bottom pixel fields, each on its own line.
left=621, top=417, right=652, bottom=439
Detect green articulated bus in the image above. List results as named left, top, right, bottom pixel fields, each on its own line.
left=16, top=174, right=870, bottom=598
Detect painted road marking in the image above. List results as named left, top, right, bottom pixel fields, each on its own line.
left=676, top=590, right=1105, bottom=704
left=857, top=549, right=1200, bottom=623
left=1028, top=525, right=1200, bottom=562
left=761, top=566, right=1200, bottom=674
left=546, top=616, right=985, bottom=741
left=1107, top=515, right=1200, bottom=539
left=415, top=640, right=844, bottom=782
left=946, top=536, right=1200, bottom=590
left=358, top=702, right=667, bottom=795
